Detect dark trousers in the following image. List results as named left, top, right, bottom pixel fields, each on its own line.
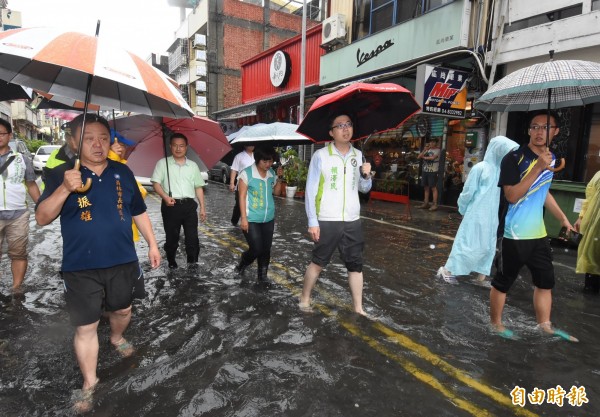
left=231, top=189, right=241, bottom=225
left=161, top=199, right=200, bottom=263
left=241, top=220, right=275, bottom=269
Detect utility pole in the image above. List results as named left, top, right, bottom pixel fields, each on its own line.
left=299, top=0, right=307, bottom=160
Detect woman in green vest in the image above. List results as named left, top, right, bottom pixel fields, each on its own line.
left=235, top=146, right=282, bottom=287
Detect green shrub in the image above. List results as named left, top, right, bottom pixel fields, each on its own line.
left=24, top=139, right=48, bottom=154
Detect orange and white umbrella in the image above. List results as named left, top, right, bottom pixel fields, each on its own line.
left=0, top=26, right=193, bottom=118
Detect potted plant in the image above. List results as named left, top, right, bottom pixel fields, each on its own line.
left=281, top=148, right=308, bottom=198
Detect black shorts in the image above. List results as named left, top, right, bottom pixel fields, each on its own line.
left=492, top=238, right=555, bottom=293
left=62, top=261, right=141, bottom=326
left=312, top=220, right=364, bottom=272
left=421, top=172, right=438, bottom=187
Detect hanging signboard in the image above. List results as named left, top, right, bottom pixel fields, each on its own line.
left=415, top=64, right=470, bottom=118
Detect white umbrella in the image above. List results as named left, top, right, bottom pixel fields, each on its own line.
left=229, top=122, right=311, bottom=146
left=226, top=123, right=266, bottom=143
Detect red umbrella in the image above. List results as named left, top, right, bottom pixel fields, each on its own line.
left=109, top=115, right=232, bottom=178
left=297, top=82, right=421, bottom=143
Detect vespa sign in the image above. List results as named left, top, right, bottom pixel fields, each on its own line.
left=415, top=64, right=470, bottom=118
left=270, top=50, right=292, bottom=88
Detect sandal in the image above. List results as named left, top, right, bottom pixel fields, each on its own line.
left=491, top=324, right=518, bottom=340
left=112, top=337, right=135, bottom=358
left=72, top=378, right=99, bottom=414
left=537, top=322, right=579, bottom=343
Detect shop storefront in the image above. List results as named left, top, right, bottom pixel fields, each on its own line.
left=361, top=114, right=486, bottom=206
left=317, top=1, right=485, bottom=207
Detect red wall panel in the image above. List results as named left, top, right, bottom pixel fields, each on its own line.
left=241, top=25, right=323, bottom=103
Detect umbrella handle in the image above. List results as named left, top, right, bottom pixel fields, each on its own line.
left=74, top=159, right=92, bottom=193
left=548, top=157, right=565, bottom=173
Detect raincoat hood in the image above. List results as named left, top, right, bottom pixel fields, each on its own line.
left=481, top=136, right=519, bottom=183
left=483, top=136, right=519, bottom=166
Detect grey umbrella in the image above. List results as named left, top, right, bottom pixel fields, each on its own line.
left=475, top=58, right=600, bottom=113
left=475, top=54, right=600, bottom=171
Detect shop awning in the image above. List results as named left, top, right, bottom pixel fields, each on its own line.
left=212, top=87, right=320, bottom=121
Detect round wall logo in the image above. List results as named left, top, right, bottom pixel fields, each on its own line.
left=270, top=50, right=291, bottom=88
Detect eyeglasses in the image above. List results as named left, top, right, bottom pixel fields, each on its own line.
left=331, top=121, right=353, bottom=130
left=529, top=125, right=557, bottom=131
left=171, top=144, right=187, bottom=149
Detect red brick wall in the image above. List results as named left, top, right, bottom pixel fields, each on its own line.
left=223, top=74, right=242, bottom=109
left=220, top=0, right=313, bottom=109
left=223, top=25, right=263, bottom=69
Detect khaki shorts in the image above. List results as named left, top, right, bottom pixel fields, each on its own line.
left=0, top=210, right=30, bottom=260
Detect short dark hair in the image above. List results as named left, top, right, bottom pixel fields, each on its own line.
left=529, top=110, right=560, bottom=126
left=170, top=133, right=188, bottom=145
left=68, top=113, right=110, bottom=136
left=328, top=113, right=353, bottom=129
left=0, top=118, right=12, bottom=133
left=254, top=145, right=277, bottom=164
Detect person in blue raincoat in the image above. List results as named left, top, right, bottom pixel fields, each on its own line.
left=437, top=136, right=519, bottom=284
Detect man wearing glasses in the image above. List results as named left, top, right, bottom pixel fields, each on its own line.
left=0, top=118, right=40, bottom=291
left=299, top=113, right=372, bottom=315
left=490, top=110, right=577, bottom=341
left=151, top=134, right=206, bottom=269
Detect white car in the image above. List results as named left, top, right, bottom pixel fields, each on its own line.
left=32, top=145, right=61, bottom=173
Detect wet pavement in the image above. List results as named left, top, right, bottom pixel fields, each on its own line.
left=1, top=181, right=599, bottom=416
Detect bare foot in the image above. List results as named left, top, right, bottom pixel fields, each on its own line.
left=72, top=378, right=99, bottom=414
left=298, top=302, right=313, bottom=313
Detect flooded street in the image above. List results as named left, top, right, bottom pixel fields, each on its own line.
left=1, top=182, right=599, bottom=416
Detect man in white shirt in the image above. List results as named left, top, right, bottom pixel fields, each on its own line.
left=299, top=114, right=372, bottom=315
left=229, top=145, right=255, bottom=226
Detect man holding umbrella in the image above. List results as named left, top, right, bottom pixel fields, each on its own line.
left=35, top=114, right=161, bottom=412
left=151, top=133, right=207, bottom=269
left=299, top=113, right=372, bottom=315
left=491, top=110, right=577, bottom=341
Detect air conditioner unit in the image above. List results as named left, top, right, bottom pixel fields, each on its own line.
left=195, top=50, right=206, bottom=61
left=192, top=33, right=206, bottom=49
left=196, top=64, right=207, bottom=77
left=195, top=80, right=206, bottom=93
left=321, top=14, right=346, bottom=46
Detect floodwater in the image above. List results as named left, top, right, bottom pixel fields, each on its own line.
left=1, top=182, right=599, bottom=417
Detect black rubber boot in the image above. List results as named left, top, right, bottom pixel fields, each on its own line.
left=584, top=274, right=600, bottom=294
left=235, top=258, right=250, bottom=279
left=167, top=255, right=177, bottom=269
left=255, top=266, right=272, bottom=289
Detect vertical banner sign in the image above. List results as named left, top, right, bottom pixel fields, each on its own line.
left=415, top=64, right=470, bottom=118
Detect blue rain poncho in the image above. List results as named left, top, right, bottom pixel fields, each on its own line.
left=444, top=136, right=519, bottom=276
left=576, top=170, right=600, bottom=276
